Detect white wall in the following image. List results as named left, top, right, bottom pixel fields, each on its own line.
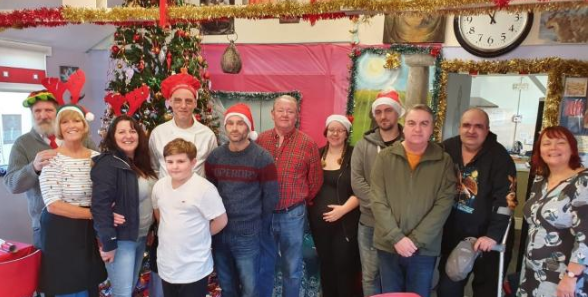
left=46, top=49, right=106, bottom=146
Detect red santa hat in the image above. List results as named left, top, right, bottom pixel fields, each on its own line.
left=371, top=89, right=405, bottom=117
left=160, top=73, right=201, bottom=100
left=224, top=103, right=258, bottom=141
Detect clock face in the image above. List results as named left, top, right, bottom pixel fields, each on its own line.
left=455, top=11, right=533, bottom=57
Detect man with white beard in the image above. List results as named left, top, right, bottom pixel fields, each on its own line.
left=4, top=90, right=96, bottom=248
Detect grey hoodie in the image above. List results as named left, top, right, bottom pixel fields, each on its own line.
left=351, top=126, right=402, bottom=227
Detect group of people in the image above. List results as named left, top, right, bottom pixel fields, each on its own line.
left=3, top=70, right=588, bottom=297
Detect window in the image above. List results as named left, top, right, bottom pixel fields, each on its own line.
left=0, top=90, right=34, bottom=166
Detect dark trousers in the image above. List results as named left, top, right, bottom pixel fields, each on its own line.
left=161, top=277, right=208, bottom=297
left=437, top=251, right=501, bottom=297
left=309, top=217, right=361, bottom=297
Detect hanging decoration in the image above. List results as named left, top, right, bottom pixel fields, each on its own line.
left=437, top=58, right=588, bottom=140
left=1, top=1, right=587, bottom=29
left=221, top=36, right=243, bottom=74
left=383, top=52, right=402, bottom=70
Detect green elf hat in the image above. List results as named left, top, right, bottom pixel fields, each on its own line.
left=23, top=90, right=59, bottom=108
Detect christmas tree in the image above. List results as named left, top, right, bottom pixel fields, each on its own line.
left=102, top=0, right=217, bottom=135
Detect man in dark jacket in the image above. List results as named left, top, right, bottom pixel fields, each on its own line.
left=438, top=108, right=517, bottom=297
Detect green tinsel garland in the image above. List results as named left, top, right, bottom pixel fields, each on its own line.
left=210, top=90, right=302, bottom=103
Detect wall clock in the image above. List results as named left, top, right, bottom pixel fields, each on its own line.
left=454, top=11, right=533, bottom=58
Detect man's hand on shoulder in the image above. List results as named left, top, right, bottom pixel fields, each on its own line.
left=33, top=149, right=57, bottom=173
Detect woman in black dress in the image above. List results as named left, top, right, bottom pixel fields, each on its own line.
left=307, top=114, right=362, bottom=297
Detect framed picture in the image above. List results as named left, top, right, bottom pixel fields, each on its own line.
left=348, top=46, right=440, bottom=143
left=383, top=14, right=446, bottom=43
left=564, top=77, right=588, bottom=97
left=59, top=66, right=79, bottom=82
left=538, top=8, right=588, bottom=44
left=199, top=0, right=235, bottom=35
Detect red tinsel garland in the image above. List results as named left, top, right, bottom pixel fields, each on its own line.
left=0, top=7, right=69, bottom=29
left=0, top=6, right=350, bottom=29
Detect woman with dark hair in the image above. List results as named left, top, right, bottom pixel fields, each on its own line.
left=91, top=115, right=158, bottom=297
left=518, top=126, right=588, bottom=297
left=307, top=114, right=361, bottom=297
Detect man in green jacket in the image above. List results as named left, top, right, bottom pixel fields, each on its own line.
left=371, top=104, right=456, bottom=297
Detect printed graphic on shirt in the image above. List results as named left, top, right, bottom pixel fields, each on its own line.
left=507, top=175, right=518, bottom=210
left=456, top=166, right=479, bottom=214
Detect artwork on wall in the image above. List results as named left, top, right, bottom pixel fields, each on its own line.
left=383, top=14, right=446, bottom=43
left=199, top=0, right=235, bottom=35
left=347, top=45, right=442, bottom=144
left=564, top=77, right=588, bottom=97
left=538, top=8, right=588, bottom=44
left=59, top=66, right=79, bottom=82
left=559, top=77, right=588, bottom=165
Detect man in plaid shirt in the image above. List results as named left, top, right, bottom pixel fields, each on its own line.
left=256, top=95, right=323, bottom=297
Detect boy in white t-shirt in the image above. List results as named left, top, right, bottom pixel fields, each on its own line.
left=152, top=138, right=227, bottom=297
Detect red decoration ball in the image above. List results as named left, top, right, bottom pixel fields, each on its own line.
left=203, top=71, right=211, bottom=79
left=175, top=30, right=185, bottom=38
left=111, top=45, right=120, bottom=54
left=347, top=114, right=354, bottom=123
left=133, top=34, right=141, bottom=43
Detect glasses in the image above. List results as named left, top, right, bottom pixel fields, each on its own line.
left=327, top=129, right=347, bottom=135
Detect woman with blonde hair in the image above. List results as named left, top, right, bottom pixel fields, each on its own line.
left=39, top=106, right=106, bottom=297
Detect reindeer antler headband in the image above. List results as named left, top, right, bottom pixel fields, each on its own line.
left=104, top=85, right=150, bottom=117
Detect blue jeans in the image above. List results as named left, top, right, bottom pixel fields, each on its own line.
left=378, top=250, right=437, bottom=297
left=358, top=222, right=382, bottom=296
left=213, top=228, right=260, bottom=297
left=56, top=291, right=88, bottom=297
left=105, top=237, right=147, bottom=297
left=258, top=204, right=306, bottom=297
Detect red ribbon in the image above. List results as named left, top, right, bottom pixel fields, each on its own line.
left=159, top=0, right=168, bottom=28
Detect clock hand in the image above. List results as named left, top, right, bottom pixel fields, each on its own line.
left=489, top=12, right=497, bottom=24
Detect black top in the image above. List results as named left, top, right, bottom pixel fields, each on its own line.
left=308, top=145, right=360, bottom=240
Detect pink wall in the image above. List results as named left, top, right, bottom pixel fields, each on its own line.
left=202, top=43, right=353, bottom=146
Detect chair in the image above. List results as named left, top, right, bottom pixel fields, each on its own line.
left=371, top=293, right=421, bottom=297
left=0, top=243, right=42, bottom=297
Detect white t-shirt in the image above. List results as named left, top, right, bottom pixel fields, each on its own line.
left=149, top=117, right=217, bottom=178
left=152, top=173, right=226, bottom=284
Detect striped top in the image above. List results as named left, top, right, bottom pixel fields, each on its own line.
left=40, top=151, right=99, bottom=207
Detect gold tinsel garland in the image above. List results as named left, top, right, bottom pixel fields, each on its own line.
left=435, top=58, right=588, bottom=140
left=61, top=0, right=588, bottom=23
